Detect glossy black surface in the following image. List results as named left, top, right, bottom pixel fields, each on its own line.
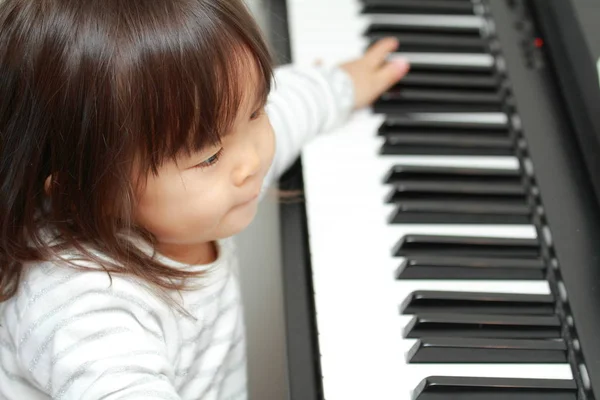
left=403, top=313, right=562, bottom=339
left=396, top=71, right=501, bottom=89
left=412, top=376, right=577, bottom=400
left=385, top=181, right=527, bottom=204
left=367, top=32, right=486, bottom=53
left=407, top=337, right=567, bottom=363
left=395, top=256, right=546, bottom=280
left=384, top=165, right=524, bottom=185
left=381, top=133, right=514, bottom=156
left=389, top=199, right=531, bottom=224
left=374, top=87, right=505, bottom=113
left=379, top=115, right=508, bottom=135
left=362, top=0, right=475, bottom=15
left=490, top=0, right=600, bottom=396
left=366, top=22, right=481, bottom=35
left=530, top=0, right=600, bottom=210
left=400, top=290, right=555, bottom=315
left=393, top=235, right=541, bottom=258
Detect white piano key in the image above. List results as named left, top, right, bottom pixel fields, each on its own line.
left=365, top=14, right=486, bottom=29
left=403, top=112, right=508, bottom=124
left=390, top=52, right=495, bottom=67
left=319, top=361, right=573, bottom=400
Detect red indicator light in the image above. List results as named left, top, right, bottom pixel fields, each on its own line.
left=534, top=38, right=544, bottom=48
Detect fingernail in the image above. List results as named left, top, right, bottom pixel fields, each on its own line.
left=385, top=37, right=400, bottom=50
left=391, top=57, right=410, bottom=70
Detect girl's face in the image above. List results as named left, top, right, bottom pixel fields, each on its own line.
left=133, top=70, right=275, bottom=263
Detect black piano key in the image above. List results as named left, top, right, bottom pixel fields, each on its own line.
left=407, top=337, right=568, bottom=363
left=395, top=256, right=546, bottom=280
left=412, top=376, right=577, bottom=400
left=391, top=201, right=530, bottom=215
left=385, top=182, right=528, bottom=204
left=385, top=181, right=528, bottom=204
left=366, top=32, right=487, bottom=53
left=374, top=87, right=505, bottom=113
left=389, top=200, right=531, bottom=224
left=381, top=133, right=514, bottom=156
left=382, top=87, right=505, bottom=103
left=380, top=87, right=504, bottom=104
left=393, top=235, right=541, bottom=258
left=381, top=144, right=513, bottom=157
left=379, top=116, right=509, bottom=136
left=362, top=0, right=475, bottom=16
left=400, top=291, right=555, bottom=315
left=384, top=134, right=512, bottom=147
left=398, top=61, right=496, bottom=74
left=367, top=21, right=480, bottom=36
left=384, top=165, right=525, bottom=186
left=391, top=71, right=501, bottom=90
left=403, top=313, right=562, bottom=339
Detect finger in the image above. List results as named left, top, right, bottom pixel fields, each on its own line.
left=376, top=57, right=410, bottom=93
left=364, top=37, right=399, bottom=68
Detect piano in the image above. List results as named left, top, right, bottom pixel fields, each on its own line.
left=274, top=0, right=600, bottom=399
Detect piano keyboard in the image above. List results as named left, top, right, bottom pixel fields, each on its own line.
left=286, top=0, right=578, bottom=399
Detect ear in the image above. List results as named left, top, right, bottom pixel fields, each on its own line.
left=44, top=174, right=53, bottom=195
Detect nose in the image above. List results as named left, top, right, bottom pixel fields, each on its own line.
left=232, top=147, right=261, bottom=187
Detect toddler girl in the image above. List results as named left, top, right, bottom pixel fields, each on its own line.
left=0, top=0, right=409, bottom=398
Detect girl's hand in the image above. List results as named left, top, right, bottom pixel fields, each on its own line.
left=340, top=37, right=410, bottom=110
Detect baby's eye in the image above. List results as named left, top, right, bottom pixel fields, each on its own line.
left=194, top=148, right=223, bottom=169
left=250, top=108, right=264, bottom=121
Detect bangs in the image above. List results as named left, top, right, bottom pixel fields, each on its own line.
left=0, top=0, right=274, bottom=302
left=117, top=0, right=273, bottom=177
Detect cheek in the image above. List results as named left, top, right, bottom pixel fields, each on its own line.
left=262, top=120, right=276, bottom=166
left=134, top=176, right=229, bottom=241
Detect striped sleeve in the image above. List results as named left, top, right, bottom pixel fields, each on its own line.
left=9, top=269, right=182, bottom=400
left=262, top=64, right=355, bottom=188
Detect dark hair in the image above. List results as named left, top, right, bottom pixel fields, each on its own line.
left=0, top=0, right=273, bottom=301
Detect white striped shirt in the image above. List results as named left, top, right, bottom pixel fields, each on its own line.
left=0, top=64, right=354, bottom=400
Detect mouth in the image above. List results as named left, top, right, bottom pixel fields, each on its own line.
left=237, top=192, right=259, bottom=207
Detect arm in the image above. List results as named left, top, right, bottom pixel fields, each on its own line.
left=262, top=64, right=355, bottom=186
left=12, top=272, right=181, bottom=400
left=262, top=37, right=410, bottom=187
